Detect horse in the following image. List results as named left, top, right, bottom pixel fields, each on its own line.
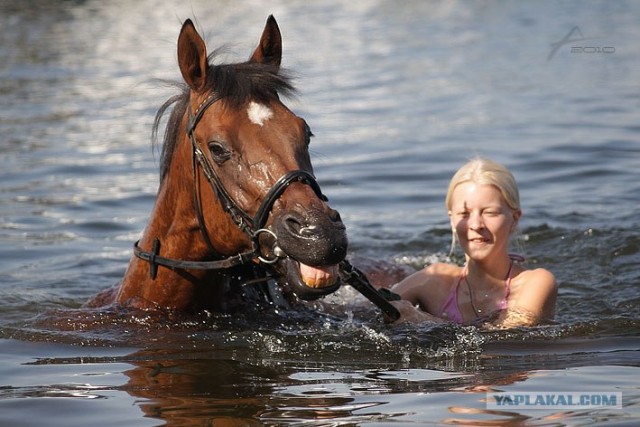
left=87, top=16, right=405, bottom=318
left=87, top=16, right=352, bottom=313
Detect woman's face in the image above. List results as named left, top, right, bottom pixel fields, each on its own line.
left=449, top=182, right=520, bottom=262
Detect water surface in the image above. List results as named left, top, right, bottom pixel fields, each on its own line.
left=1, top=0, right=639, bottom=425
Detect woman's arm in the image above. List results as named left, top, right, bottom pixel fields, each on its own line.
left=389, top=300, right=447, bottom=324
left=493, top=268, right=557, bottom=328
left=389, top=263, right=459, bottom=323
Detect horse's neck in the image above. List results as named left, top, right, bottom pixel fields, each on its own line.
left=144, top=172, right=207, bottom=257
left=116, top=132, right=205, bottom=304
left=116, top=169, right=208, bottom=310
left=117, top=133, right=259, bottom=311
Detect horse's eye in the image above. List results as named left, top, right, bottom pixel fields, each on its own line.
left=303, top=121, right=314, bottom=145
left=208, top=142, right=232, bottom=164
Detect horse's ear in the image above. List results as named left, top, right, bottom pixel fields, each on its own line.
left=177, top=19, right=208, bottom=91
left=249, top=15, right=282, bottom=68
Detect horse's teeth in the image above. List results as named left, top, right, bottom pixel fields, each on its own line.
left=299, top=263, right=338, bottom=288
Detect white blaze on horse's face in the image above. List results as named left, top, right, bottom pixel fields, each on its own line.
left=247, top=101, right=273, bottom=126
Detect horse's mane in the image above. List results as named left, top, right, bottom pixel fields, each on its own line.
left=153, top=53, right=296, bottom=182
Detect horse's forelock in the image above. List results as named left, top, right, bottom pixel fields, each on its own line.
left=207, top=61, right=296, bottom=107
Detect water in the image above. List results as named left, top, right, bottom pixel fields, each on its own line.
left=1, top=0, right=639, bottom=425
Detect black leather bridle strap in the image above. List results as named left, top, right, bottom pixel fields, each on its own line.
left=192, top=147, right=218, bottom=254
left=191, top=138, right=254, bottom=234
left=339, top=260, right=401, bottom=321
left=187, top=94, right=220, bottom=135
left=252, top=170, right=326, bottom=231
left=134, top=239, right=258, bottom=273
left=188, top=95, right=255, bottom=235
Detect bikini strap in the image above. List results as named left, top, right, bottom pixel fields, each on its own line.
left=503, top=260, right=514, bottom=303
left=447, top=266, right=463, bottom=302
left=509, top=253, right=525, bottom=263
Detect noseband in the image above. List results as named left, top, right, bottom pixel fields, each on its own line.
left=134, top=93, right=326, bottom=274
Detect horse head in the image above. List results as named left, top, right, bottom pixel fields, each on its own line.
left=112, top=16, right=348, bottom=311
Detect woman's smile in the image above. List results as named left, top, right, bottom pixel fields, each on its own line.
left=450, top=182, right=518, bottom=261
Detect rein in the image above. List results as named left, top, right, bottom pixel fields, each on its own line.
left=133, top=92, right=400, bottom=320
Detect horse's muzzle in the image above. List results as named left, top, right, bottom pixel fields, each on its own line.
left=270, top=206, right=348, bottom=300
left=275, top=209, right=348, bottom=265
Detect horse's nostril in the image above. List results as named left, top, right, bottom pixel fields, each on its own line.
left=284, top=215, right=320, bottom=237
left=330, top=209, right=342, bottom=223
left=299, top=225, right=318, bottom=236
left=284, top=215, right=303, bottom=235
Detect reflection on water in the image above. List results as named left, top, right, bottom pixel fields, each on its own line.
left=1, top=0, right=639, bottom=425
left=2, top=330, right=638, bottom=426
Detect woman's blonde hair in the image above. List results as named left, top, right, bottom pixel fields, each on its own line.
left=446, top=157, right=521, bottom=256
left=445, top=157, right=520, bottom=212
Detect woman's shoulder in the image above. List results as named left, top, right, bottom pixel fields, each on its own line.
left=424, top=262, right=463, bottom=276
left=510, top=268, right=558, bottom=311
left=392, top=262, right=462, bottom=314
left=515, top=267, right=557, bottom=291
left=508, top=266, right=558, bottom=321
left=394, top=262, right=461, bottom=285
left=392, top=262, right=460, bottom=296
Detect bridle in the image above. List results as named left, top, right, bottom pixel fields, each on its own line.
left=133, top=92, right=401, bottom=320
left=134, top=92, right=326, bottom=275
left=188, top=95, right=328, bottom=246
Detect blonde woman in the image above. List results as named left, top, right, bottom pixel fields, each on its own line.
left=390, top=158, right=557, bottom=327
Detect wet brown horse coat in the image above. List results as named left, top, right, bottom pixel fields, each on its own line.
left=93, top=17, right=349, bottom=312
